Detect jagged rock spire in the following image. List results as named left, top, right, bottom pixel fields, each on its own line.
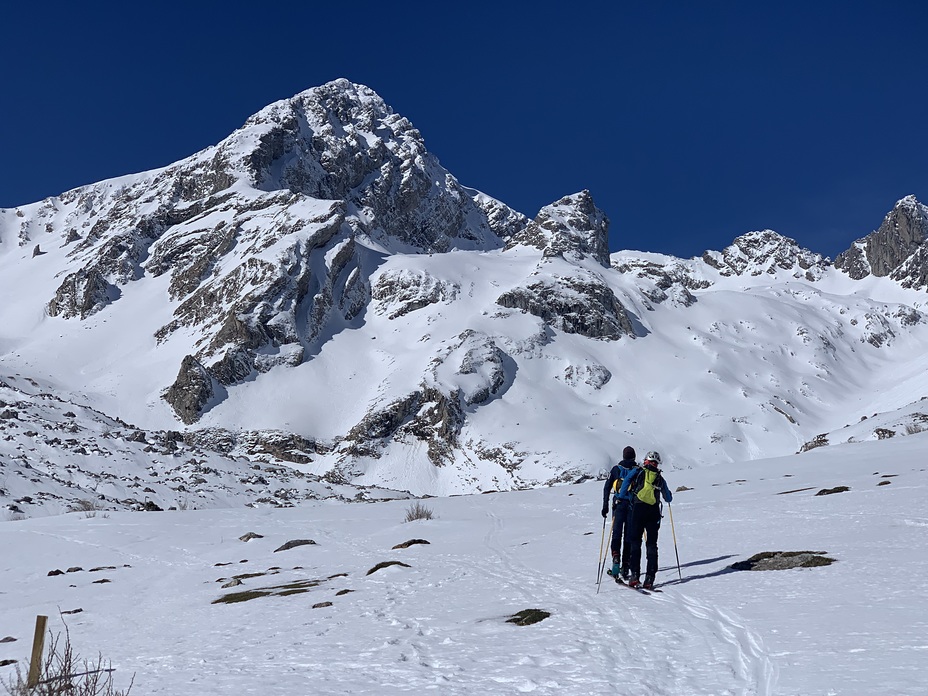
left=835, top=195, right=928, bottom=284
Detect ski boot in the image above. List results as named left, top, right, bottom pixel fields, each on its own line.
left=642, top=575, right=655, bottom=590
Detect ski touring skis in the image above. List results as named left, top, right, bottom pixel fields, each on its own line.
left=607, top=569, right=664, bottom=594
left=624, top=583, right=651, bottom=595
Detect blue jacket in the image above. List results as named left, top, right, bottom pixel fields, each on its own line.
left=602, top=457, right=638, bottom=511
left=619, top=463, right=673, bottom=504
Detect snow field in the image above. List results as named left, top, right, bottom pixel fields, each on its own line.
left=2, top=434, right=926, bottom=694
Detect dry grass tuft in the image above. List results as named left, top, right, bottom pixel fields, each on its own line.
left=404, top=502, right=435, bottom=522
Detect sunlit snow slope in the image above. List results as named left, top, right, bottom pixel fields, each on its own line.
left=1, top=436, right=925, bottom=695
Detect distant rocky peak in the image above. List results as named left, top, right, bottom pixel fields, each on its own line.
left=505, top=190, right=610, bottom=267
left=867, top=195, right=928, bottom=276
left=245, top=79, right=393, bottom=128
left=216, top=78, right=504, bottom=253
left=224, top=79, right=420, bottom=197
left=702, top=229, right=827, bottom=279
left=835, top=195, right=928, bottom=284
left=290, top=79, right=393, bottom=129
left=893, top=193, right=928, bottom=217
left=246, top=79, right=396, bottom=136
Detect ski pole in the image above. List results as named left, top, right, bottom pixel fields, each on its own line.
left=668, top=502, right=682, bottom=581
left=596, top=514, right=615, bottom=594
left=596, top=515, right=607, bottom=584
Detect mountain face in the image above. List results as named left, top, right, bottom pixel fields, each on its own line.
left=835, top=195, right=928, bottom=287
left=2, top=80, right=528, bottom=427
left=2, top=79, right=928, bottom=514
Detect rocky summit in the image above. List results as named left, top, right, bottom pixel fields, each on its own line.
left=835, top=194, right=928, bottom=287
left=2, top=79, right=928, bottom=514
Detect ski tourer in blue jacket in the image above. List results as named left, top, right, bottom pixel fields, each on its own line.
left=601, top=446, right=638, bottom=577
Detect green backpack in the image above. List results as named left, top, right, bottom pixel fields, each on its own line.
left=630, top=467, right=664, bottom=506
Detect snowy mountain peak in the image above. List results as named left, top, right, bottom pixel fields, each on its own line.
left=701, top=229, right=828, bottom=279
left=894, top=193, right=926, bottom=214
left=505, top=190, right=611, bottom=267
left=217, top=78, right=507, bottom=253
left=244, top=79, right=394, bottom=140
left=835, top=194, right=928, bottom=287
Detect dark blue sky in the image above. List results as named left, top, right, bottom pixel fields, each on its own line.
left=2, top=1, right=926, bottom=259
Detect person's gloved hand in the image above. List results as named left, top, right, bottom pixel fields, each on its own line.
left=601, top=507, right=608, bottom=518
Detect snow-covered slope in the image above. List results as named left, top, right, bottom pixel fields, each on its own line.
left=2, top=79, right=928, bottom=507
left=1, top=436, right=925, bottom=695
left=0, top=373, right=409, bottom=518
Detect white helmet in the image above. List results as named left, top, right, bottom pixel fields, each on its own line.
left=644, top=451, right=661, bottom=465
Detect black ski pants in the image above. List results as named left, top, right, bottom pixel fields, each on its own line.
left=610, top=499, right=631, bottom=569
left=627, top=501, right=661, bottom=580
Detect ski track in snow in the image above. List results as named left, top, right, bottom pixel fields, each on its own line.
left=159, top=493, right=778, bottom=696
left=308, top=493, right=777, bottom=696
left=669, top=592, right=776, bottom=696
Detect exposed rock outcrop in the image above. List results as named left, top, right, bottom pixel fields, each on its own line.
left=702, top=230, right=828, bottom=280
left=835, top=195, right=928, bottom=287
left=427, top=329, right=509, bottom=407
left=561, top=363, right=612, bottom=390
left=47, top=269, right=114, bottom=319
left=274, top=539, right=316, bottom=552
left=496, top=192, right=635, bottom=340
left=163, top=356, right=215, bottom=425
left=497, top=272, right=635, bottom=340
left=344, top=385, right=467, bottom=467
left=506, top=191, right=611, bottom=267
left=372, top=269, right=460, bottom=319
